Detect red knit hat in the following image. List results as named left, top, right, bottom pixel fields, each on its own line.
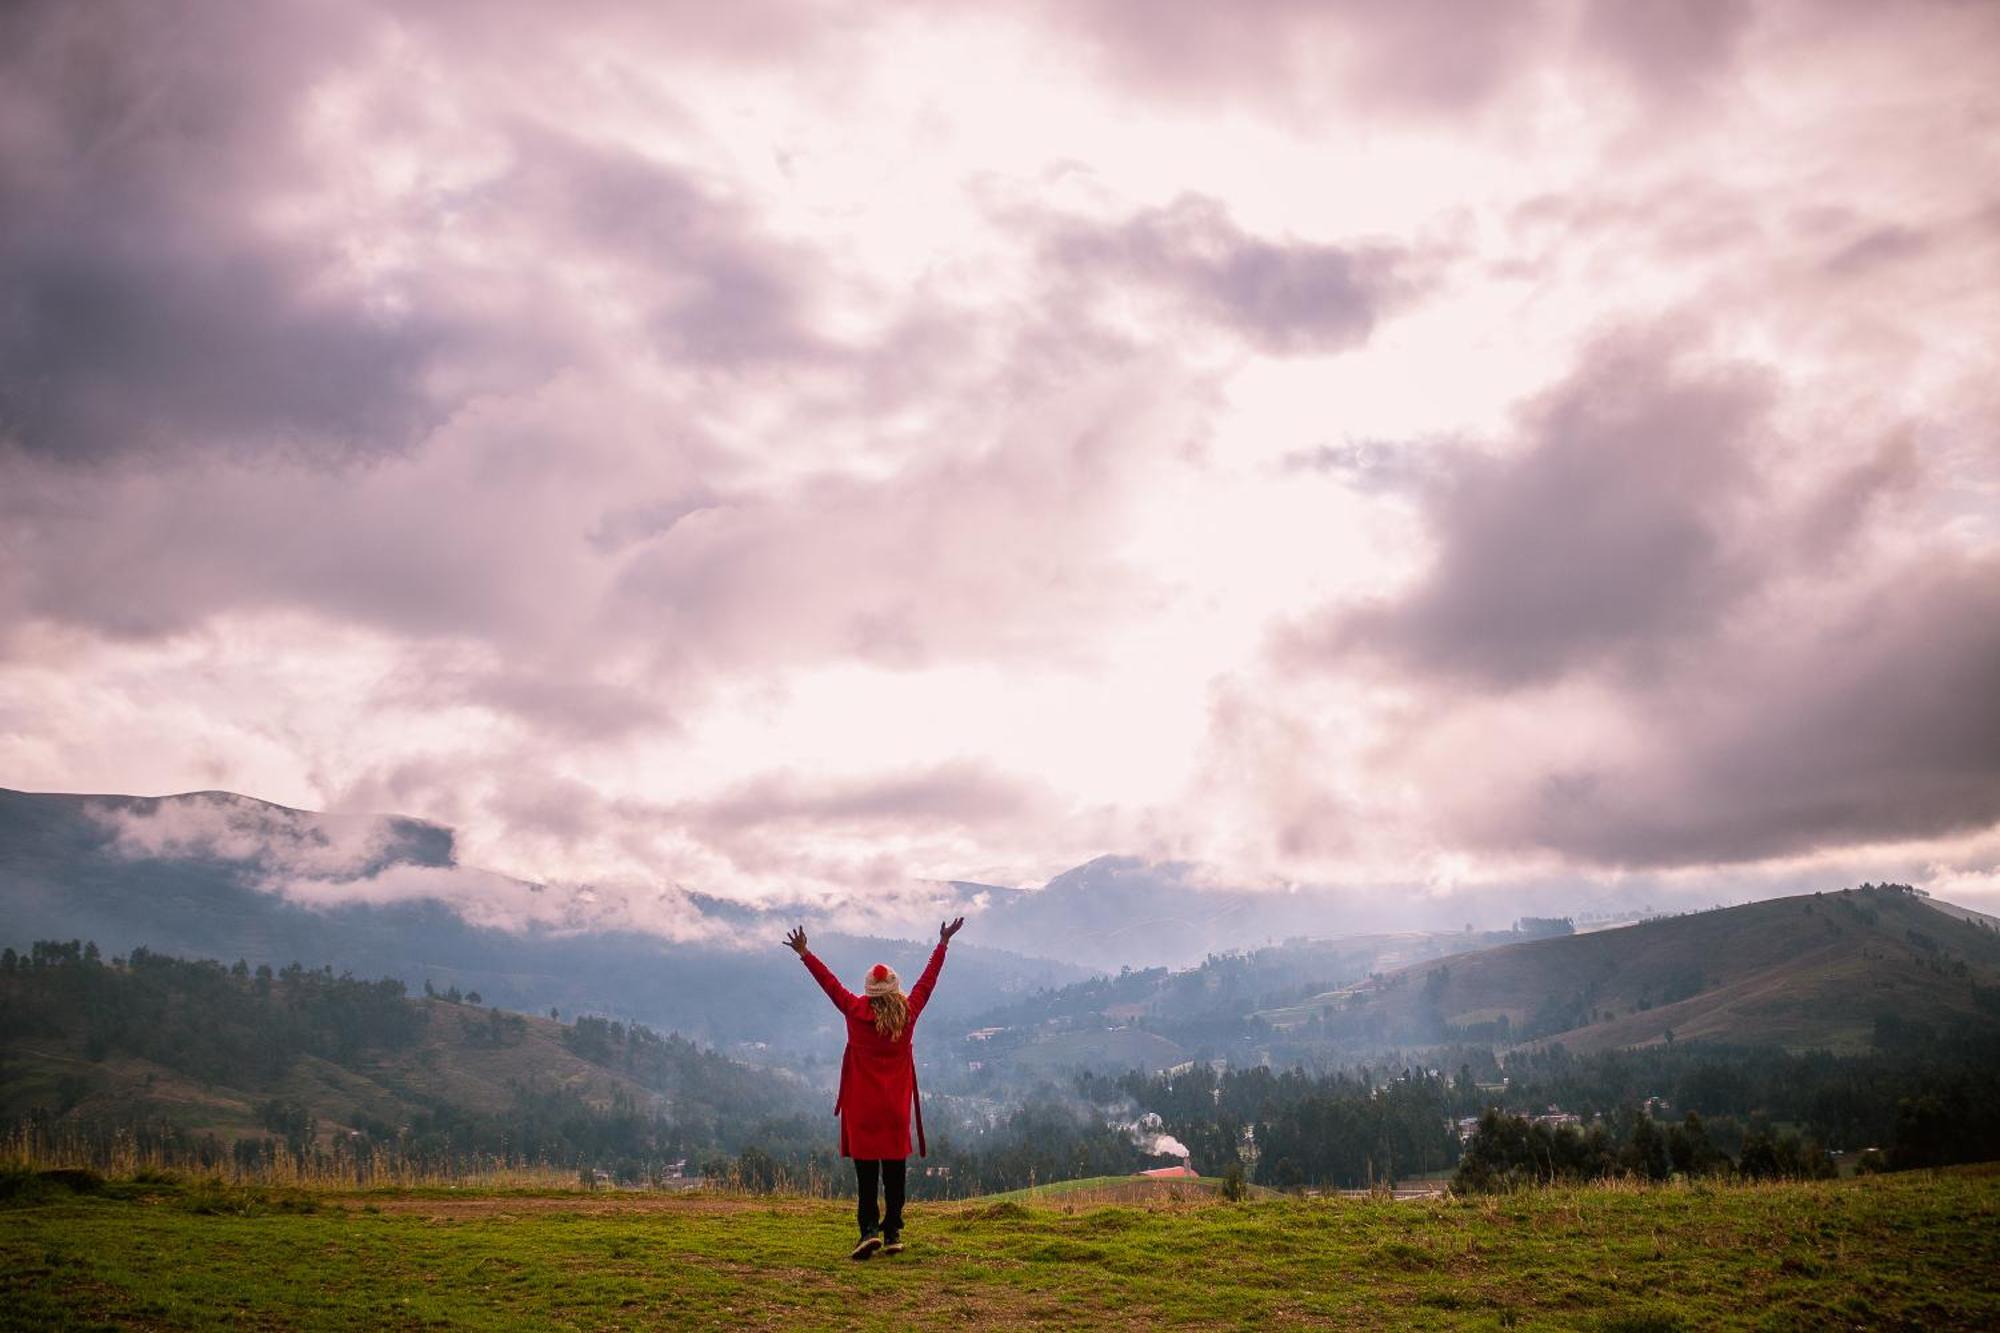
left=864, top=963, right=900, bottom=997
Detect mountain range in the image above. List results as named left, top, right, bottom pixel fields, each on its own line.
left=938, top=886, right=2000, bottom=1080
left=8, top=786, right=1999, bottom=1084
left=0, top=787, right=1079, bottom=1068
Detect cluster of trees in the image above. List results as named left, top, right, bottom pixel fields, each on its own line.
left=1066, top=1032, right=2000, bottom=1193
left=421, top=980, right=482, bottom=1004
left=1479, top=1037, right=2000, bottom=1170
left=559, top=1014, right=808, bottom=1147
left=1450, top=1107, right=1837, bottom=1192
left=921, top=1096, right=1176, bottom=1195
left=1088, top=1063, right=1459, bottom=1189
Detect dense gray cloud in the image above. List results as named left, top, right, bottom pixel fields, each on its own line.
left=1506, top=551, right=2000, bottom=866
left=1269, top=318, right=2000, bottom=872
left=0, top=3, right=451, bottom=460
left=0, top=1, right=856, bottom=466
left=1288, top=328, right=1771, bottom=687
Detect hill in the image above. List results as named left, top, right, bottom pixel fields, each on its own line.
left=1260, top=885, right=2000, bottom=1054
left=0, top=943, right=810, bottom=1168
left=0, top=787, right=1083, bottom=1064
left=4, top=1170, right=1998, bottom=1328
left=945, top=922, right=1579, bottom=1081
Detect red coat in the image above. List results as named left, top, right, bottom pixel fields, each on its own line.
left=801, top=942, right=948, bottom=1160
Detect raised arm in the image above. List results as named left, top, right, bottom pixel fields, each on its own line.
left=909, top=917, right=963, bottom=1018
left=786, top=926, right=855, bottom=1011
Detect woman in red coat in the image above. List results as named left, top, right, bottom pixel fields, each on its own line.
left=786, top=915, right=962, bottom=1260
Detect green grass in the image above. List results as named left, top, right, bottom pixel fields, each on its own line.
left=982, top=1172, right=1161, bottom=1200
left=980, top=1174, right=1282, bottom=1204
left=4, top=1166, right=1998, bottom=1329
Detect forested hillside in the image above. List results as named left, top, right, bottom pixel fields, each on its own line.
left=0, top=940, right=811, bottom=1178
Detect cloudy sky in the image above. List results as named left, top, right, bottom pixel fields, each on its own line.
left=3, top=0, right=1997, bottom=930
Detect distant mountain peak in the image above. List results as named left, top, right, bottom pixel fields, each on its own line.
left=2, top=785, right=457, bottom=873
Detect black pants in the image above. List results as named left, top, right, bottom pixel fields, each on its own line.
left=854, top=1158, right=906, bottom=1238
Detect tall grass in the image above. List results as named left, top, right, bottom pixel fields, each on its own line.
left=1, top=1120, right=629, bottom=1191
left=0, top=1120, right=890, bottom=1196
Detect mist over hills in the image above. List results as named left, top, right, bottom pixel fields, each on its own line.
left=943, top=856, right=1768, bottom=974
left=0, top=787, right=1080, bottom=1066
left=945, top=923, right=1576, bottom=1081
left=949, top=857, right=1363, bottom=971
left=0, top=784, right=1534, bottom=1002
left=0, top=784, right=1748, bottom=988
left=699, top=858, right=1449, bottom=973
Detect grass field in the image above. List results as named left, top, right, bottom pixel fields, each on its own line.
left=4, top=1165, right=1998, bottom=1329
left=980, top=1174, right=1284, bottom=1205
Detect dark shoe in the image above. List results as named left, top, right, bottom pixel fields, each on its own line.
left=849, top=1234, right=883, bottom=1261
left=882, top=1233, right=905, bottom=1255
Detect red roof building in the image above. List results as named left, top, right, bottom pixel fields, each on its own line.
left=1138, top=1164, right=1199, bottom=1179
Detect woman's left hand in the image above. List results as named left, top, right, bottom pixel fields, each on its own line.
left=784, top=926, right=808, bottom=956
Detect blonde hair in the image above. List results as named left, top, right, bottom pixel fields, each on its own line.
left=869, top=989, right=909, bottom=1041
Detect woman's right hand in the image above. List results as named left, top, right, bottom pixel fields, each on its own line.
left=784, top=926, right=808, bottom=956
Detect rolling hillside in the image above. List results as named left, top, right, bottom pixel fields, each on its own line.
left=1260, top=885, right=2000, bottom=1054
left=0, top=946, right=809, bottom=1156
left=946, top=923, right=1581, bottom=1079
